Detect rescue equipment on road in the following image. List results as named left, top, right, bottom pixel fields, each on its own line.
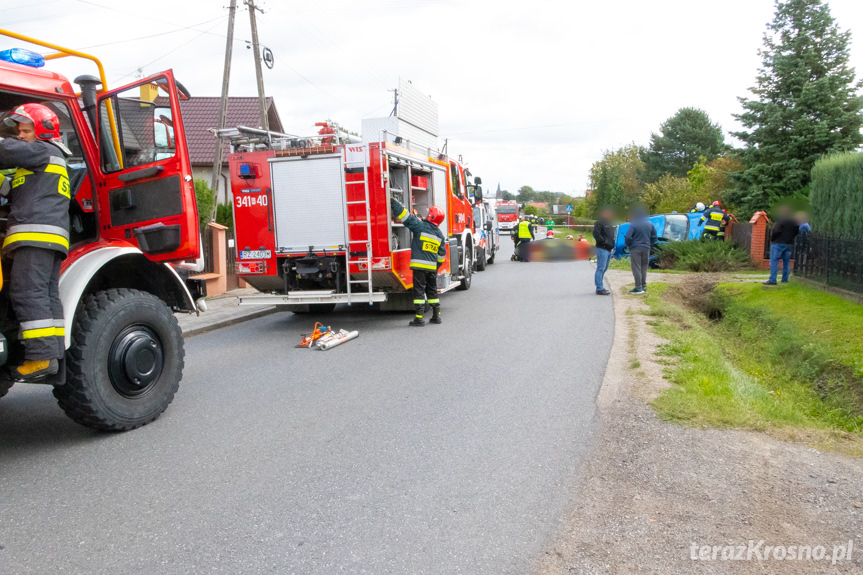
left=296, top=322, right=359, bottom=350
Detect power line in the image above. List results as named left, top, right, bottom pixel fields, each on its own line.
left=77, top=15, right=228, bottom=50
left=112, top=19, right=228, bottom=83
left=266, top=50, right=360, bottom=112
left=71, top=0, right=230, bottom=35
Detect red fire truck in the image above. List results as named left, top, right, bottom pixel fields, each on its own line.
left=228, top=87, right=479, bottom=311
left=496, top=200, right=519, bottom=233
left=0, top=30, right=201, bottom=430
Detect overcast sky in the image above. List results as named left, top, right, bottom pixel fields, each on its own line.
left=5, top=0, right=863, bottom=195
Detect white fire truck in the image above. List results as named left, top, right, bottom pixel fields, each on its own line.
left=228, top=81, right=481, bottom=311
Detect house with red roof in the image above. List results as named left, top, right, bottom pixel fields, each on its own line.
left=177, top=96, right=284, bottom=204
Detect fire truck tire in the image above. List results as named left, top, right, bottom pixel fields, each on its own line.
left=457, top=249, right=473, bottom=291
left=488, top=249, right=496, bottom=265
left=476, top=247, right=487, bottom=271
left=53, top=288, right=183, bottom=431
left=0, top=378, right=13, bottom=399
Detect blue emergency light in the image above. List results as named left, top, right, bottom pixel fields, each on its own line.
left=0, top=48, right=46, bottom=68
left=238, top=163, right=260, bottom=179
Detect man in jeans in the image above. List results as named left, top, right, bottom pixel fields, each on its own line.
left=764, top=205, right=799, bottom=285
left=624, top=207, right=656, bottom=295
left=592, top=206, right=615, bottom=295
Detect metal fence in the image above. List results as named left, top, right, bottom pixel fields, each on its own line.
left=763, top=224, right=802, bottom=260
left=202, top=225, right=215, bottom=274
left=729, top=221, right=752, bottom=253
left=794, top=234, right=863, bottom=294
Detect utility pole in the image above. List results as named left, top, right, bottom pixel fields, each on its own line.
left=210, top=0, right=237, bottom=220
left=246, top=0, right=269, bottom=133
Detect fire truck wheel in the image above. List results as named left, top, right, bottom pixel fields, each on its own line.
left=487, top=249, right=496, bottom=265
left=54, top=288, right=183, bottom=431
left=0, top=377, right=13, bottom=399
left=457, top=248, right=473, bottom=291
left=476, top=247, right=487, bottom=271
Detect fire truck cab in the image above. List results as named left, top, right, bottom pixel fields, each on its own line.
left=496, top=200, right=519, bottom=233
left=0, top=30, right=201, bottom=430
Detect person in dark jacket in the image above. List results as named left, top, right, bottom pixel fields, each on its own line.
left=624, top=207, right=656, bottom=295
left=592, top=206, right=615, bottom=295
left=764, top=206, right=799, bottom=285
left=0, top=103, right=71, bottom=382
left=391, top=198, right=447, bottom=326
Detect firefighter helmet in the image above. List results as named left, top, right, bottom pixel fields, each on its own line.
left=712, top=200, right=722, bottom=207
left=546, top=230, right=555, bottom=238
left=695, top=202, right=706, bottom=211
left=4, top=103, right=60, bottom=141
left=566, top=235, right=574, bottom=240
left=427, top=206, right=445, bottom=226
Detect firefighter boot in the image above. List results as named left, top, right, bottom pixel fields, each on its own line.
left=430, top=306, right=442, bottom=324
left=409, top=306, right=426, bottom=327
left=11, top=359, right=59, bottom=382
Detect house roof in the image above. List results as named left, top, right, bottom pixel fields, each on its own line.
left=175, top=96, right=284, bottom=165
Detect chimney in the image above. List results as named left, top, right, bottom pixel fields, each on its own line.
left=140, top=83, right=159, bottom=106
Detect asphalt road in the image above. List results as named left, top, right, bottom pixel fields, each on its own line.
left=0, top=249, right=614, bottom=575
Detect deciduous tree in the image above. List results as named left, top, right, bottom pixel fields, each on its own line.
left=642, top=175, right=696, bottom=214
left=588, top=144, right=645, bottom=215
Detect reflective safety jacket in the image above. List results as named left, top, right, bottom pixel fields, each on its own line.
left=700, top=207, right=726, bottom=233
left=391, top=199, right=446, bottom=271
left=517, top=220, right=535, bottom=239
left=0, top=138, right=70, bottom=257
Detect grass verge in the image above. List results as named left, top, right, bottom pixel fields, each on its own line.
left=644, top=279, right=863, bottom=454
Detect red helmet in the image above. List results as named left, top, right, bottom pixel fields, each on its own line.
left=427, top=206, right=445, bottom=226
left=4, top=103, right=60, bottom=142
left=546, top=230, right=555, bottom=238
left=712, top=200, right=722, bottom=207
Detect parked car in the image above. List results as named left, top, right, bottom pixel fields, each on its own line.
left=613, top=212, right=705, bottom=259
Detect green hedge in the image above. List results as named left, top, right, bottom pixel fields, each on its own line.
left=810, top=152, right=863, bottom=238
left=655, top=240, right=752, bottom=272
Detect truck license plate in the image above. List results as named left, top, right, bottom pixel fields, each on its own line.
left=240, top=250, right=271, bottom=259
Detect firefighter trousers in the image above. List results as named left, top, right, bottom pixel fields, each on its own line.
left=411, top=269, right=439, bottom=318
left=8, top=247, right=65, bottom=361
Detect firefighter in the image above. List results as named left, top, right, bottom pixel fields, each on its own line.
left=0, top=104, right=71, bottom=381
left=514, top=216, right=535, bottom=261
left=390, top=198, right=446, bottom=326
left=700, top=201, right=727, bottom=240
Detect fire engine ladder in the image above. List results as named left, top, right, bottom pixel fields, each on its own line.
left=344, top=157, right=374, bottom=305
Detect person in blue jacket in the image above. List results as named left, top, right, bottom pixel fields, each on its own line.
left=624, top=207, right=656, bottom=295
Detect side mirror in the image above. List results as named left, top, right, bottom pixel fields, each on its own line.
left=152, top=106, right=176, bottom=161
left=475, top=186, right=483, bottom=201
left=484, top=221, right=492, bottom=231
left=474, top=176, right=482, bottom=185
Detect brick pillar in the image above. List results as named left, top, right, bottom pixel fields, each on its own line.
left=749, top=211, right=770, bottom=270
